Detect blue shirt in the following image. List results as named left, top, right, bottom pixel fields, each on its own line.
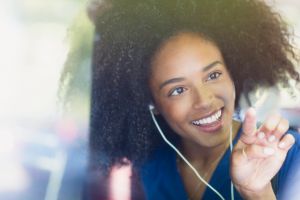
left=139, top=128, right=300, bottom=200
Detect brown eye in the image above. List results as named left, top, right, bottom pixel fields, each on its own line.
left=207, top=71, right=222, bottom=81
left=169, top=87, right=186, bottom=96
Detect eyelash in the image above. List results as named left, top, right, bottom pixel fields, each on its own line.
left=169, top=87, right=186, bottom=96
left=168, top=71, right=222, bottom=97
left=206, top=71, right=222, bottom=81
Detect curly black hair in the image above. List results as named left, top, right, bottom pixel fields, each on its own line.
left=89, top=0, right=299, bottom=172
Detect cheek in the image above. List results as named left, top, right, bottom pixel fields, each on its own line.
left=159, top=98, right=192, bottom=124
left=231, top=82, right=236, bottom=102
left=223, top=81, right=236, bottom=109
left=227, top=82, right=236, bottom=101
left=231, top=79, right=236, bottom=99
left=221, top=74, right=236, bottom=99
left=211, top=80, right=235, bottom=110
left=232, top=88, right=236, bottom=102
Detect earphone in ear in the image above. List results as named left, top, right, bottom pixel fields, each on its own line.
left=148, top=104, right=155, bottom=111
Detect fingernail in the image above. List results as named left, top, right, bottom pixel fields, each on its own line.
left=264, top=147, right=275, bottom=155
left=258, top=132, right=265, bottom=139
left=279, top=142, right=286, bottom=149
left=268, top=135, right=276, bottom=143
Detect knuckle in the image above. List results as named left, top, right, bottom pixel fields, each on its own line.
left=277, top=119, right=289, bottom=133
left=282, top=118, right=289, bottom=128
left=263, top=115, right=281, bottom=132
left=264, top=122, right=274, bottom=132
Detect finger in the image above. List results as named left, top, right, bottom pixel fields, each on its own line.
left=254, top=130, right=269, bottom=146
left=272, top=118, right=289, bottom=142
left=258, top=114, right=281, bottom=143
left=242, top=144, right=275, bottom=160
left=257, top=131, right=266, bottom=140
left=241, top=107, right=257, bottom=144
left=243, top=107, right=257, bottom=135
left=232, top=143, right=275, bottom=164
left=278, top=133, right=295, bottom=151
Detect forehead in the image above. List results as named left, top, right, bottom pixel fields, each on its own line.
left=150, top=32, right=224, bottom=79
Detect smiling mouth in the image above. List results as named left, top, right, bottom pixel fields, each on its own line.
left=192, top=108, right=223, bottom=126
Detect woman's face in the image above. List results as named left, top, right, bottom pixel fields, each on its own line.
left=149, top=32, right=236, bottom=148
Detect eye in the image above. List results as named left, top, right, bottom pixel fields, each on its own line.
left=207, top=71, right=222, bottom=81
left=169, top=87, right=186, bottom=96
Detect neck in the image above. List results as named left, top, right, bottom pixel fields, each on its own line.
left=180, top=120, right=240, bottom=169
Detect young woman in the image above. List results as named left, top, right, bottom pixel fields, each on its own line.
left=88, top=0, right=300, bottom=199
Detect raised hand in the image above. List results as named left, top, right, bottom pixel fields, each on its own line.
left=230, top=108, right=295, bottom=199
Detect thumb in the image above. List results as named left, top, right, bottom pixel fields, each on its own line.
left=241, top=107, right=257, bottom=144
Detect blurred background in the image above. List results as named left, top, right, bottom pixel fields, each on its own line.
left=0, top=0, right=299, bottom=200
left=0, top=0, right=92, bottom=199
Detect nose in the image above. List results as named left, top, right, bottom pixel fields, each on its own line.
left=192, top=85, right=213, bottom=110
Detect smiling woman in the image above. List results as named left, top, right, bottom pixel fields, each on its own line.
left=149, top=33, right=236, bottom=151
left=88, top=0, right=300, bottom=199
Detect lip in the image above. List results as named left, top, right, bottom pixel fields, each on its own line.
left=192, top=107, right=224, bottom=133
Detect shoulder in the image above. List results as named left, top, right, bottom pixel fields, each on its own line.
left=137, top=144, right=183, bottom=199
left=139, top=144, right=175, bottom=177
left=277, top=128, right=300, bottom=199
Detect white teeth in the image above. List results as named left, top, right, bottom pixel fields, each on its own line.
left=192, top=109, right=222, bottom=126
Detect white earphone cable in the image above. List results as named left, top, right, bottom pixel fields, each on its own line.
left=229, top=125, right=235, bottom=200
left=149, top=107, right=227, bottom=200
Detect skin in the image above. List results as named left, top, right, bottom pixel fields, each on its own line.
left=149, top=32, right=295, bottom=199
left=150, top=32, right=236, bottom=158
left=232, top=108, right=295, bottom=199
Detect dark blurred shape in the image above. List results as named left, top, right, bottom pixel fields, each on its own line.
left=87, top=0, right=112, bottom=22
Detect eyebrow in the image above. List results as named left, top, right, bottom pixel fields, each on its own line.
left=159, top=60, right=222, bottom=90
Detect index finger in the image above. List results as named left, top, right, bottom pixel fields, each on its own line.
left=241, top=107, right=257, bottom=144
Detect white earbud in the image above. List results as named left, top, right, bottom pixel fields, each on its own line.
left=148, top=104, right=155, bottom=111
